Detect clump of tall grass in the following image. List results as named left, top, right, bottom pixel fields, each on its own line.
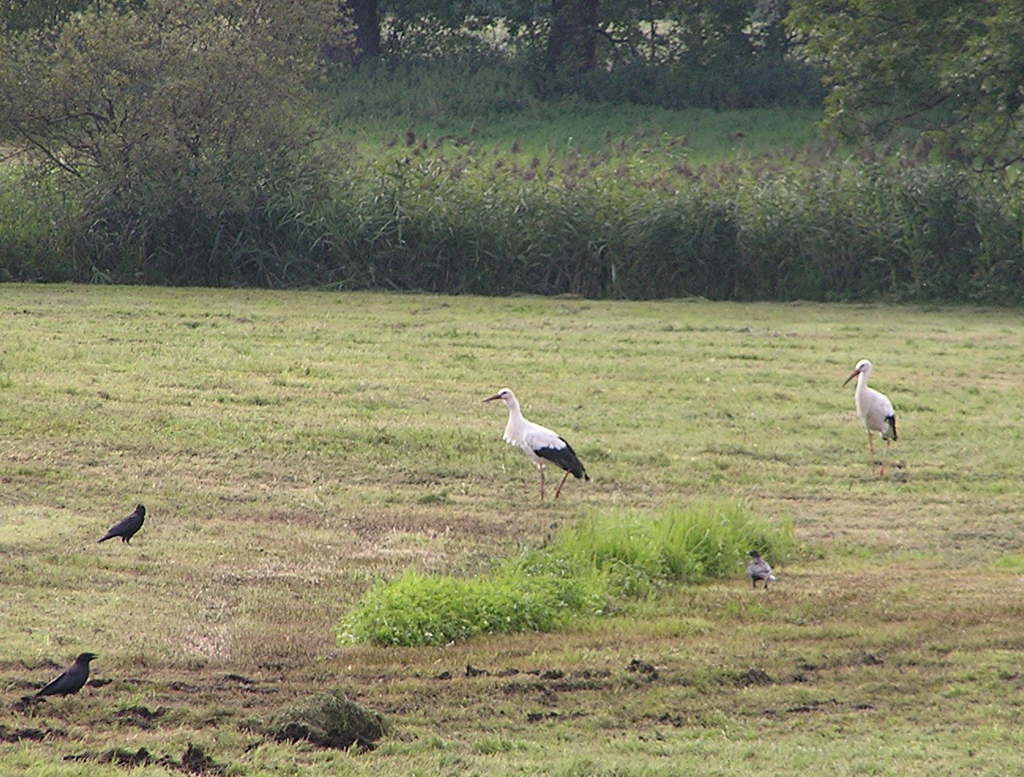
left=539, top=500, right=799, bottom=598
left=561, top=58, right=825, bottom=111
left=0, top=167, right=72, bottom=282
left=319, top=54, right=535, bottom=126
left=329, top=143, right=1024, bottom=303
left=338, top=501, right=797, bottom=647
left=6, top=114, right=1021, bottom=300
left=318, top=51, right=822, bottom=126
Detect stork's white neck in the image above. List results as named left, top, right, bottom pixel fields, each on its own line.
left=856, top=366, right=875, bottom=395
left=503, top=393, right=524, bottom=421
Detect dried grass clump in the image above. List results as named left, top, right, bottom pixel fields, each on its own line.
left=267, top=690, right=388, bottom=751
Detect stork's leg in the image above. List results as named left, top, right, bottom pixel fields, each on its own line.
left=539, top=467, right=545, bottom=501
left=866, top=431, right=875, bottom=469
left=554, top=470, right=571, bottom=501
left=879, top=437, right=890, bottom=477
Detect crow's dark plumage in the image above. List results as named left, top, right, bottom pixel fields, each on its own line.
left=35, top=652, right=97, bottom=697
left=98, top=504, right=146, bottom=544
left=746, top=550, right=777, bottom=589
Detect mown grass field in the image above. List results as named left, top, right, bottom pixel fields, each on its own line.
left=2, top=284, right=1024, bottom=775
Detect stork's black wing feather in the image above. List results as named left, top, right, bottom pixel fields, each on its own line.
left=534, top=438, right=589, bottom=480
left=885, top=414, right=897, bottom=441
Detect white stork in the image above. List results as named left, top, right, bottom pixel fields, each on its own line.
left=483, top=388, right=589, bottom=500
left=843, top=359, right=898, bottom=476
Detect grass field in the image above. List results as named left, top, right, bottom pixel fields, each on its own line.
left=330, top=100, right=823, bottom=165
left=2, top=284, right=1024, bottom=775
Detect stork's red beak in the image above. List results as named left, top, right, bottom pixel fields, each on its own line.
left=483, top=393, right=502, bottom=403
left=843, top=369, right=861, bottom=386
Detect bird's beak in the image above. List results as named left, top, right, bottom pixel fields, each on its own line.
left=483, top=393, right=502, bottom=403
left=842, top=369, right=860, bottom=386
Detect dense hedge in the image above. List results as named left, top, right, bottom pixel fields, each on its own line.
left=330, top=151, right=1024, bottom=303
left=1, top=150, right=1022, bottom=303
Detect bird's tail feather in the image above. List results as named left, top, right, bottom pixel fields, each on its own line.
left=885, top=414, right=897, bottom=441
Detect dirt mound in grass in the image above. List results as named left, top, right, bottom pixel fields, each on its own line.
left=266, top=690, right=387, bottom=751
left=0, top=724, right=56, bottom=742
left=63, top=743, right=224, bottom=774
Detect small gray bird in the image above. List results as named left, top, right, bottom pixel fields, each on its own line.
left=98, top=504, right=146, bottom=544
left=746, top=550, right=777, bottom=589
left=35, top=652, right=98, bottom=697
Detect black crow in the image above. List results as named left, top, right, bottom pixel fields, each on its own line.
left=35, top=652, right=98, bottom=697
left=746, top=550, right=777, bottom=589
left=98, top=504, right=146, bottom=544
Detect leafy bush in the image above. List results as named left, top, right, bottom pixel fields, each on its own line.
left=338, top=501, right=797, bottom=647
left=0, top=0, right=340, bottom=285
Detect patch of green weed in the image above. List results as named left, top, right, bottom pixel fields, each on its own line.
left=337, top=566, right=603, bottom=647
left=338, top=500, right=796, bottom=646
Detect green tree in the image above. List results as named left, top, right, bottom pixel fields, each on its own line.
left=1, top=0, right=91, bottom=32
left=364, top=0, right=804, bottom=100
left=0, top=0, right=344, bottom=281
left=674, top=0, right=754, bottom=68
left=545, top=0, right=599, bottom=74
left=326, top=0, right=379, bottom=62
left=788, top=0, right=1023, bottom=172
left=943, top=1, right=1024, bottom=171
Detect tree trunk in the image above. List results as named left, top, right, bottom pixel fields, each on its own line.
left=545, top=0, right=599, bottom=75
left=325, top=0, right=380, bottom=64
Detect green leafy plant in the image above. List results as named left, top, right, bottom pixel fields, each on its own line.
left=337, top=567, right=604, bottom=647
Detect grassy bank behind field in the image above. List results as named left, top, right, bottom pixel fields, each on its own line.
left=327, top=98, right=822, bottom=165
